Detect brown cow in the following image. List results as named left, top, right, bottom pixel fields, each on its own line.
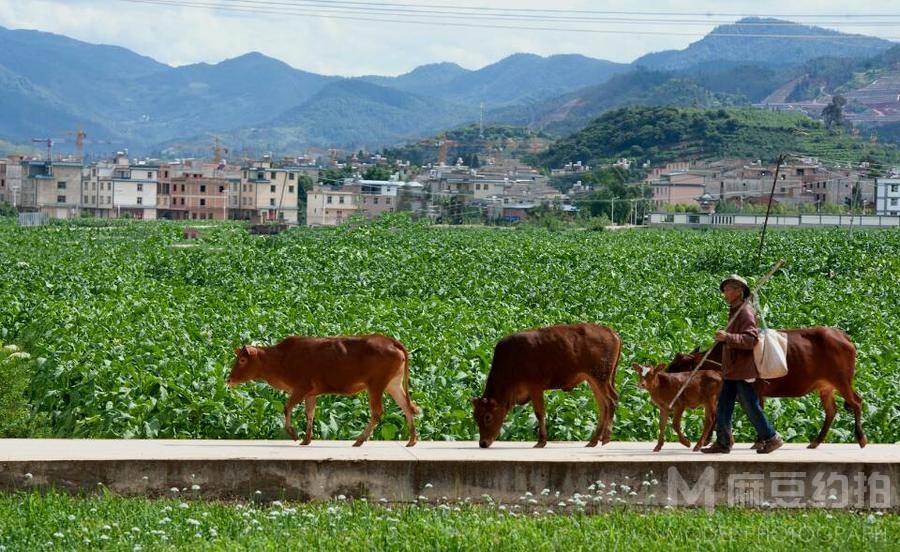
left=472, top=323, right=621, bottom=448
left=632, top=363, right=722, bottom=452
left=667, top=327, right=865, bottom=448
left=227, top=335, right=420, bottom=447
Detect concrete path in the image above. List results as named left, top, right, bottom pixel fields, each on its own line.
left=1, top=440, right=896, bottom=509
left=0, top=439, right=896, bottom=463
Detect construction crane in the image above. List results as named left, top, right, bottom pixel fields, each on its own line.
left=32, top=138, right=53, bottom=161
left=436, top=135, right=458, bottom=166
left=58, top=129, right=87, bottom=160
left=209, top=134, right=228, bottom=165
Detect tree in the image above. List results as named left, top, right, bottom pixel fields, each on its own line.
left=363, top=165, right=393, bottom=181
left=822, top=95, right=847, bottom=130
left=0, top=201, right=16, bottom=218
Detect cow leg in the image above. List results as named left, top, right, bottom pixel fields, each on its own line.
left=301, top=395, right=317, bottom=446
left=653, top=408, right=669, bottom=452
left=530, top=389, right=548, bottom=448
left=672, top=407, right=691, bottom=448
left=586, top=378, right=609, bottom=447
left=601, top=380, right=619, bottom=445
left=283, top=391, right=304, bottom=442
left=387, top=377, right=418, bottom=447
left=837, top=385, right=867, bottom=448
left=806, top=389, right=836, bottom=449
left=353, top=391, right=384, bottom=447
left=696, top=405, right=715, bottom=451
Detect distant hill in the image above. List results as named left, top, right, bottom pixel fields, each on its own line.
left=635, top=18, right=894, bottom=71
left=362, top=54, right=629, bottom=108
left=490, top=69, right=747, bottom=136
left=194, top=79, right=477, bottom=153
left=534, top=106, right=900, bottom=168
left=121, top=52, right=339, bottom=144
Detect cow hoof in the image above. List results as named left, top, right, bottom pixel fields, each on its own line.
left=692, top=445, right=702, bottom=452
left=300, top=439, right=311, bottom=446
left=406, top=439, right=417, bottom=447
left=807, top=442, right=820, bottom=449
left=680, top=440, right=691, bottom=448
left=586, top=441, right=598, bottom=448
left=534, top=441, right=547, bottom=449
left=652, top=446, right=662, bottom=453
left=859, top=438, right=868, bottom=448
left=352, top=440, right=364, bottom=447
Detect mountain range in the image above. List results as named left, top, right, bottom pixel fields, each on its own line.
left=0, top=18, right=897, bottom=156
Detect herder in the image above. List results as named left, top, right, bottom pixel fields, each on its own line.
left=701, top=275, right=784, bottom=454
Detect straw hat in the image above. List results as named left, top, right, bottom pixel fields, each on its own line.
left=720, top=274, right=750, bottom=298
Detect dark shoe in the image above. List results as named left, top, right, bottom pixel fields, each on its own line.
left=756, top=434, right=783, bottom=454
left=701, top=442, right=731, bottom=454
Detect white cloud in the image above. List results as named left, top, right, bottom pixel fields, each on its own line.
left=0, top=0, right=896, bottom=75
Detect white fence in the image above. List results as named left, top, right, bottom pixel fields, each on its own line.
left=648, top=212, right=900, bottom=229
left=18, top=212, right=49, bottom=227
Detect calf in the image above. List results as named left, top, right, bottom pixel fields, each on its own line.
left=227, top=334, right=419, bottom=447
left=632, top=363, right=722, bottom=452
left=472, top=323, right=621, bottom=448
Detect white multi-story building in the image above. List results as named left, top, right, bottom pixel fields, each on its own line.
left=875, top=177, right=900, bottom=216
left=83, top=152, right=158, bottom=219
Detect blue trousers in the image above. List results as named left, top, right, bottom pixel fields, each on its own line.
left=715, top=380, right=776, bottom=447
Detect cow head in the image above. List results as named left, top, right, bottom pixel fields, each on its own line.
left=472, top=396, right=507, bottom=448
left=666, top=349, right=697, bottom=373
left=227, top=345, right=262, bottom=386
left=631, top=362, right=664, bottom=390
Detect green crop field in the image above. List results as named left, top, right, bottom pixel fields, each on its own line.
left=0, top=217, right=897, bottom=443
left=0, top=492, right=896, bottom=551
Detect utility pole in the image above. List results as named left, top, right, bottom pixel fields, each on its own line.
left=757, top=154, right=785, bottom=263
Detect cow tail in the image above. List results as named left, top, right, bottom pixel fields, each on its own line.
left=400, top=342, right=421, bottom=415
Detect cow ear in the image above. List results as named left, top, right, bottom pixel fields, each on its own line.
left=240, top=345, right=248, bottom=355
left=471, top=397, right=479, bottom=406
left=234, top=348, right=241, bottom=356
left=690, top=346, right=700, bottom=354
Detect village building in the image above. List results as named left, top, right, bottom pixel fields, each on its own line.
left=19, top=159, right=83, bottom=219
left=306, top=185, right=359, bottom=226
left=876, top=176, right=900, bottom=216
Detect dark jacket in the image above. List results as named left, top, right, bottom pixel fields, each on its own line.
left=722, top=301, right=759, bottom=380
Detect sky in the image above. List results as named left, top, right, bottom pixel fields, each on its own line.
left=0, top=0, right=898, bottom=76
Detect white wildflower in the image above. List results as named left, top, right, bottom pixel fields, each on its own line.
left=191, top=484, right=200, bottom=491
left=67, top=514, right=76, bottom=521
left=53, top=532, right=64, bottom=538
left=186, top=518, right=200, bottom=527
left=424, top=483, right=433, bottom=489
left=169, top=487, right=179, bottom=493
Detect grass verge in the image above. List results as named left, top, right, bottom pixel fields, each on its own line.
left=0, top=492, right=895, bottom=551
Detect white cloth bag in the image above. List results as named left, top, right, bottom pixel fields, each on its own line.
left=754, top=329, right=788, bottom=379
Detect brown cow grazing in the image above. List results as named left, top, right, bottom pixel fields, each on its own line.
left=472, top=323, right=621, bottom=448
left=632, top=363, right=722, bottom=452
left=227, top=335, right=420, bottom=447
left=667, top=327, right=865, bottom=449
